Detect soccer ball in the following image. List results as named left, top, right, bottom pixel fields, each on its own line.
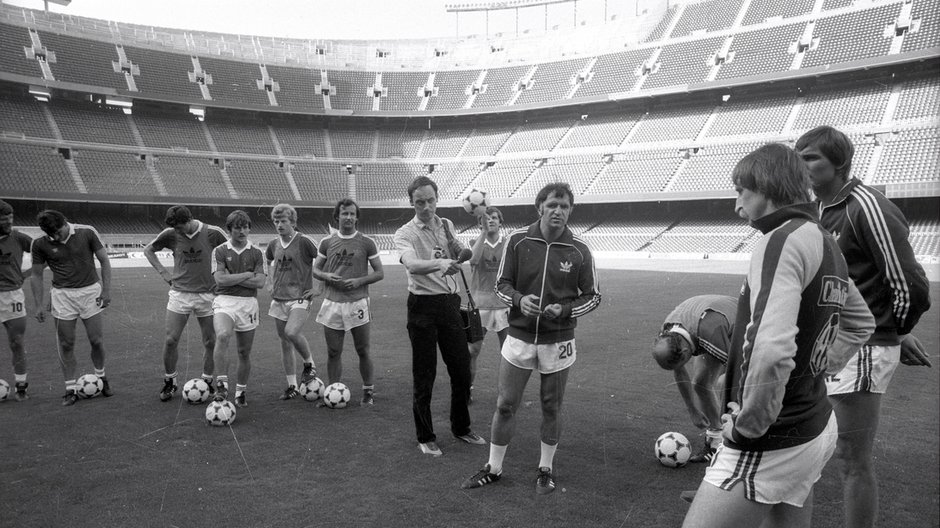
left=0, top=379, right=9, bottom=401
left=462, top=189, right=490, bottom=216
left=76, top=374, right=103, bottom=398
left=182, top=378, right=212, bottom=404
left=655, top=432, right=692, bottom=468
left=205, top=399, right=237, bottom=426
left=322, top=382, right=351, bottom=409
left=299, top=377, right=325, bottom=402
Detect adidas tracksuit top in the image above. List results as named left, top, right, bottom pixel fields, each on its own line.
left=496, top=222, right=601, bottom=345
left=724, top=203, right=874, bottom=451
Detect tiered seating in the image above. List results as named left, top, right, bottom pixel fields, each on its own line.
left=291, top=162, right=350, bottom=203
left=557, top=111, right=641, bottom=149
left=38, top=31, right=125, bottom=90
left=206, top=115, right=277, bottom=155
left=670, top=0, right=745, bottom=38
left=50, top=100, right=136, bottom=146
left=574, top=49, right=651, bottom=97
left=422, top=127, right=471, bottom=158
left=580, top=218, right=671, bottom=251
left=742, top=0, right=815, bottom=25
left=514, top=58, right=590, bottom=106
left=154, top=155, right=230, bottom=199
left=802, top=4, right=901, bottom=68
left=272, top=121, right=328, bottom=158
left=0, top=142, right=75, bottom=193
left=0, top=23, right=42, bottom=78
left=123, top=45, right=204, bottom=101
left=706, top=95, right=795, bottom=138
left=822, top=0, right=855, bottom=10
left=472, top=160, right=537, bottom=198
left=498, top=118, right=572, bottom=153
left=643, top=37, right=725, bottom=90
left=197, top=57, right=270, bottom=107
left=893, top=76, right=940, bottom=122
left=326, top=70, right=376, bottom=112
left=908, top=217, right=940, bottom=257
left=585, top=150, right=682, bottom=195
left=73, top=150, right=157, bottom=196
left=671, top=143, right=761, bottom=192
left=872, top=128, right=940, bottom=184
left=376, top=127, right=424, bottom=158
left=646, top=216, right=752, bottom=253
left=425, top=69, right=477, bottom=112
left=224, top=159, right=294, bottom=201
left=716, top=23, right=806, bottom=80
left=461, top=127, right=512, bottom=157
left=792, top=82, right=891, bottom=131
left=644, top=5, right=680, bottom=42
left=628, top=105, right=712, bottom=144
left=902, top=0, right=940, bottom=53
left=329, top=126, right=375, bottom=159
left=0, top=93, right=54, bottom=138
left=264, top=65, right=326, bottom=111
left=514, top=155, right=605, bottom=196
left=379, top=71, right=427, bottom=112
left=133, top=107, right=210, bottom=151
left=471, top=65, right=530, bottom=108
left=354, top=162, right=424, bottom=202
left=433, top=162, right=481, bottom=200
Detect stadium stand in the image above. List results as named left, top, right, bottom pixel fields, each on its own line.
left=642, top=37, right=726, bottom=90
left=205, top=112, right=278, bottom=156
left=224, top=159, right=295, bottom=201
left=514, top=58, right=591, bottom=106
left=153, top=155, right=231, bottom=200
left=329, top=125, right=377, bottom=159
left=471, top=65, right=531, bottom=108
left=133, top=105, right=211, bottom=151
left=49, top=99, right=138, bottom=146
left=671, top=143, right=762, bottom=192
left=741, top=0, right=815, bottom=26
left=0, top=92, right=54, bottom=139
left=72, top=150, right=158, bottom=197
left=706, top=94, right=796, bottom=138
left=0, top=142, right=75, bottom=194
left=801, top=4, right=902, bottom=68
left=894, top=76, right=940, bottom=123
left=460, top=126, right=513, bottom=157
left=290, top=161, right=351, bottom=203
left=627, top=104, right=713, bottom=144
left=37, top=31, right=126, bottom=90
left=514, top=155, right=606, bottom=196
left=122, top=45, right=205, bottom=101
left=264, top=64, right=326, bottom=111
left=901, top=0, right=940, bottom=53
left=791, top=81, right=892, bottom=132
left=584, top=150, right=684, bottom=195
left=0, top=23, right=42, bottom=79
left=872, top=128, right=940, bottom=184
left=424, top=69, right=477, bottom=112
left=556, top=111, right=642, bottom=150
left=355, top=162, right=425, bottom=202
left=379, top=71, right=428, bottom=112
left=573, top=49, right=652, bottom=97
left=670, top=0, right=745, bottom=39
left=644, top=4, right=680, bottom=42
left=498, top=117, right=573, bottom=154
left=271, top=119, right=329, bottom=158
left=421, top=127, right=471, bottom=159
left=714, top=23, right=806, bottom=80
left=196, top=56, right=271, bottom=107
left=472, top=159, right=538, bottom=198
left=326, top=70, right=376, bottom=112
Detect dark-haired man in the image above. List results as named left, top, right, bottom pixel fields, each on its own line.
left=0, top=200, right=34, bottom=401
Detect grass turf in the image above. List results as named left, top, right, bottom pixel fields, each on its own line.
left=0, top=267, right=937, bottom=527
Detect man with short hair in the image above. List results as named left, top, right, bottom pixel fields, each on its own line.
left=467, top=206, right=509, bottom=399
left=796, top=126, right=932, bottom=528
left=313, top=198, right=384, bottom=405
left=682, top=143, right=874, bottom=528
left=211, top=210, right=267, bottom=409
left=462, top=182, right=601, bottom=495
left=0, top=200, right=34, bottom=401
left=30, top=210, right=114, bottom=406
left=145, top=205, right=228, bottom=401
left=265, top=203, right=319, bottom=401
left=652, top=294, right=736, bottom=463
left=393, top=175, right=486, bottom=456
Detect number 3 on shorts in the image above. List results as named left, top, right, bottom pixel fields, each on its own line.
left=557, top=342, right=573, bottom=359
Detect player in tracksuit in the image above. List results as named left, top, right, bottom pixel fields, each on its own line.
left=796, top=126, right=932, bottom=528
left=652, top=294, right=737, bottom=463
left=462, top=182, right=601, bottom=495
left=683, top=144, right=874, bottom=528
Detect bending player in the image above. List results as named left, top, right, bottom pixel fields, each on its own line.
left=144, top=205, right=227, bottom=401
left=30, top=210, right=114, bottom=406
left=265, top=204, right=318, bottom=400
left=211, top=210, right=266, bottom=408
left=467, top=206, right=509, bottom=400
left=682, top=144, right=874, bottom=528
left=0, top=200, right=34, bottom=401
left=652, top=294, right=736, bottom=463
left=312, top=198, right=384, bottom=405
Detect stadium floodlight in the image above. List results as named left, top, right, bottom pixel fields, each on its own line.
left=29, top=85, right=51, bottom=102
left=189, top=105, right=205, bottom=122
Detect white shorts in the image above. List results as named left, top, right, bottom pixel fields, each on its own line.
left=167, top=290, right=215, bottom=318
left=0, top=289, right=26, bottom=323
left=703, top=413, right=837, bottom=507
left=826, top=344, right=900, bottom=395
left=501, top=334, right=576, bottom=374
left=51, top=283, right=103, bottom=321
left=479, top=308, right=509, bottom=333
left=212, top=295, right=260, bottom=332
left=316, top=298, right=371, bottom=331
left=268, top=299, right=312, bottom=321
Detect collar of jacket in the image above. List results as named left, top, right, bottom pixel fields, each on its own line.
left=819, top=177, right=861, bottom=210
left=525, top=221, right=575, bottom=245
left=751, top=202, right=817, bottom=234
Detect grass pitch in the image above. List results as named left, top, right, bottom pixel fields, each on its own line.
left=0, top=266, right=937, bottom=528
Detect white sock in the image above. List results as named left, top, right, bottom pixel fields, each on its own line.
left=705, top=428, right=723, bottom=448
left=286, top=375, right=297, bottom=388
left=487, top=443, right=508, bottom=474
left=236, top=384, right=246, bottom=396
left=539, top=441, right=557, bottom=470
left=94, top=368, right=106, bottom=378
left=15, top=373, right=26, bottom=383
left=165, top=371, right=178, bottom=382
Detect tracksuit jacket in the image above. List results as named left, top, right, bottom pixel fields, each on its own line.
left=724, top=203, right=875, bottom=451
left=818, top=178, right=931, bottom=345
left=496, top=222, right=601, bottom=344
